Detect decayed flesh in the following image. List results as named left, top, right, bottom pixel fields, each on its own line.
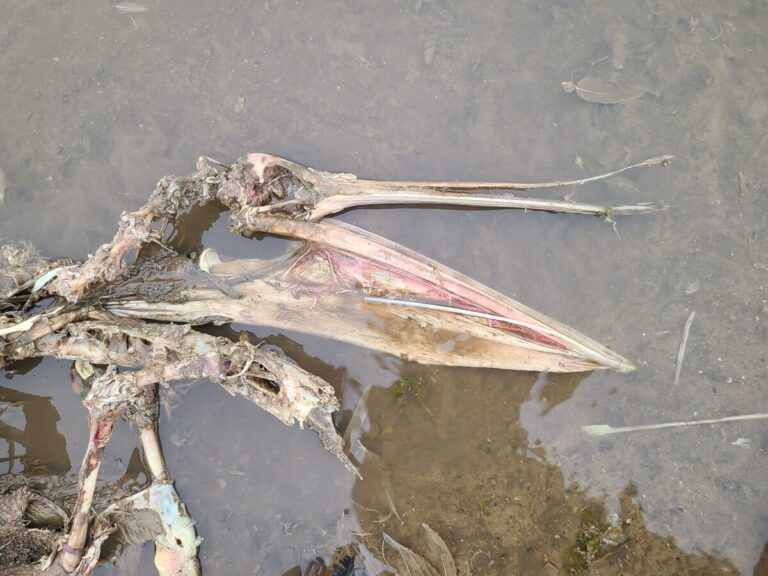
left=7, top=317, right=353, bottom=473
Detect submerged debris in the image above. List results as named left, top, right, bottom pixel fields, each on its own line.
left=684, top=281, right=700, bottom=295
left=421, top=523, right=457, bottom=576
left=562, top=77, right=647, bottom=104
left=562, top=504, right=625, bottom=574
left=302, top=543, right=385, bottom=576
left=343, top=386, right=371, bottom=455
left=393, top=375, right=426, bottom=408
left=382, top=524, right=457, bottom=576
left=355, top=442, right=402, bottom=523
left=0, top=483, right=66, bottom=572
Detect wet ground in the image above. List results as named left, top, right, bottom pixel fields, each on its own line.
left=1, top=0, right=767, bottom=574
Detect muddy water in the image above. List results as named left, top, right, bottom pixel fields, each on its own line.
left=1, top=0, right=767, bottom=574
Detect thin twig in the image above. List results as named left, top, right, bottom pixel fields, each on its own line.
left=582, top=412, right=768, bottom=437
left=673, top=310, right=695, bottom=386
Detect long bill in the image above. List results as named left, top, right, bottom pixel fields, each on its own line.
left=243, top=153, right=671, bottom=221
left=110, top=217, right=635, bottom=373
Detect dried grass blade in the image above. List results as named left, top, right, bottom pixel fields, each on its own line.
left=383, top=533, right=440, bottom=576
left=582, top=412, right=768, bottom=437
left=563, top=77, right=647, bottom=104
left=673, top=310, right=695, bottom=386
left=421, top=523, right=457, bottom=576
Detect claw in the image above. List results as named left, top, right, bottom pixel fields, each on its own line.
left=65, top=482, right=201, bottom=576
left=132, top=388, right=202, bottom=576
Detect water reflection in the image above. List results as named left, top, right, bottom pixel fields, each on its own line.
left=0, top=312, right=755, bottom=574
left=0, top=385, right=70, bottom=475
left=520, top=371, right=761, bottom=574
left=0, top=356, right=749, bottom=575
left=349, top=365, right=740, bottom=575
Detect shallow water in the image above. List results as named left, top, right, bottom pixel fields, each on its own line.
left=1, top=0, right=767, bottom=574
